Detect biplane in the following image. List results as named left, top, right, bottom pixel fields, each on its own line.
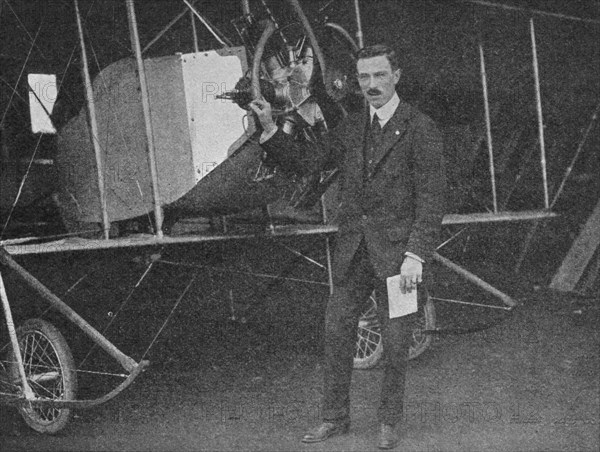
left=3, top=0, right=584, bottom=435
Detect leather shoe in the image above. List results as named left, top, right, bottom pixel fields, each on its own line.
left=301, top=420, right=350, bottom=443
left=377, top=423, right=399, bottom=449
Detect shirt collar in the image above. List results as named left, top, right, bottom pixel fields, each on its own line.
left=369, top=92, right=400, bottom=126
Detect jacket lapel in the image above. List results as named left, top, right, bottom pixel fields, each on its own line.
left=343, top=110, right=369, bottom=181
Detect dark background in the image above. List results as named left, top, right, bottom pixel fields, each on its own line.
left=0, top=2, right=599, bottom=450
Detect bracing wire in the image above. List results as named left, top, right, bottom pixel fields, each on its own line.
left=159, top=258, right=329, bottom=287
left=0, top=76, right=29, bottom=108
left=78, top=253, right=161, bottom=368
left=0, top=0, right=88, bottom=239
left=0, top=7, right=42, bottom=131
left=0, top=134, right=44, bottom=240
left=139, top=272, right=198, bottom=360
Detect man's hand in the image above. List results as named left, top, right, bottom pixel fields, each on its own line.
left=399, top=256, right=422, bottom=294
left=249, top=99, right=277, bottom=135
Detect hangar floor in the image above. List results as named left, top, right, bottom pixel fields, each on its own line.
left=0, top=242, right=598, bottom=452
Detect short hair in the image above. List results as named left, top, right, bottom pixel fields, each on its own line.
left=355, top=44, right=400, bottom=72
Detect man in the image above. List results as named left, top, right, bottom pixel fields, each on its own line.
left=250, top=44, right=446, bottom=450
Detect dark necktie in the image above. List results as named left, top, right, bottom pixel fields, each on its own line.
left=364, top=113, right=382, bottom=182
left=371, top=113, right=383, bottom=144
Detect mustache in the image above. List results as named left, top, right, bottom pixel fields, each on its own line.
left=366, top=88, right=382, bottom=96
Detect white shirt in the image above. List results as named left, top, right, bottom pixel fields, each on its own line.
left=369, top=91, right=400, bottom=129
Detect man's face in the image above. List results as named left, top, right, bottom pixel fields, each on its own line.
left=356, top=55, right=400, bottom=109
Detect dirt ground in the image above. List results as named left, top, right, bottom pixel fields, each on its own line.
left=0, top=241, right=598, bottom=452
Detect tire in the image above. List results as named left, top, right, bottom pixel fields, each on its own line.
left=8, top=318, right=77, bottom=434
left=353, top=292, right=382, bottom=369
left=353, top=290, right=436, bottom=369
left=408, top=292, right=436, bottom=360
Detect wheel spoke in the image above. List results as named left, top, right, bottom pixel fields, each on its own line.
left=359, top=332, right=381, bottom=349
left=20, top=331, right=66, bottom=406
left=355, top=292, right=435, bottom=367
left=6, top=319, right=76, bottom=433
left=357, top=324, right=381, bottom=359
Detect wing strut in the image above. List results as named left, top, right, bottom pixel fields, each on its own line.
left=73, top=0, right=110, bottom=240
left=0, top=247, right=139, bottom=374
left=125, top=0, right=164, bottom=238
left=530, top=18, right=550, bottom=209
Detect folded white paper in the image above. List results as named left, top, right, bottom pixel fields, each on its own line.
left=386, top=274, right=418, bottom=318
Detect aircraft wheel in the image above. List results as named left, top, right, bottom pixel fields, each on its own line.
left=354, top=292, right=382, bottom=369
left=353, top=290, right=436, bottom=369
left=8, top=318, right=77, bottom=434
left=409, top=291, right=436, bottom=360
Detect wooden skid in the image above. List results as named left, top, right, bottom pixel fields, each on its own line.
left=550, top=199, right=600, bottom=292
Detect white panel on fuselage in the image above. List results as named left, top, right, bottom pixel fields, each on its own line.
left=180, top=49, right=247, bottom=182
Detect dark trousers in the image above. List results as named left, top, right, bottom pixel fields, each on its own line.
left=322, top=239, right=414, bottom=425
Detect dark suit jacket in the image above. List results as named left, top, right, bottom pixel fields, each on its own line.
left=262, top=98, right=446, bottom=285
